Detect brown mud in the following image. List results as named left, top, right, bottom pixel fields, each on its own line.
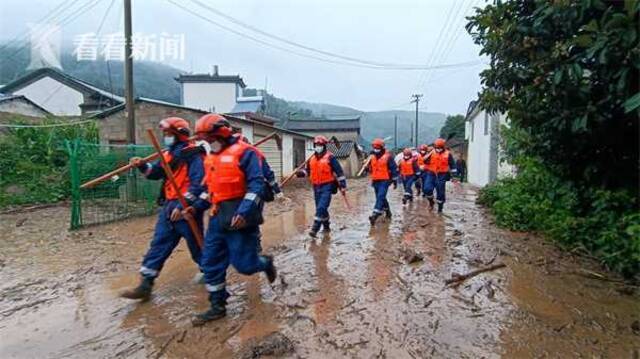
left=0, top=178, right=638, bottom=358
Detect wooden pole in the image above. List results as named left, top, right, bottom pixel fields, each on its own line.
left=146, top=129, right=203, bottom=248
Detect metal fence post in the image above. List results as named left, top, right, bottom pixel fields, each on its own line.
left=67, top=139, right=82, bottom=229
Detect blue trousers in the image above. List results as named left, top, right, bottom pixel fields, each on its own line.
left=372, top=180, right=391, bottom=214
left=201, top=215, right=268, bottom=302
left=313, top=183, right=334, bottom=222
left=401, top=175, right=416, bottom=199
left=140, top=201, right=203, bottom=279
left=424, top=172, right=448, bottom=203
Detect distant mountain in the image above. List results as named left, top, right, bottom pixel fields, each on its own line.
left=1, top=44, right=448, bottom=144
left=290, top=101, right=362, bottom=117
left=291, top=99, right=447, bottom=146
left=0, top=45, right=182, bottom=103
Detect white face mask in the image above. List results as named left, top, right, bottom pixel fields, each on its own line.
left=163, top=136, right=175, bottom=147
left=210, top=140, right=223, bottom=153
left=420, top=151, right=427, bottom=155
left=404, top=156, right=411, bottom=160
left=373, top=148, right=381, bottom=154
left=436, top=148, right=444, bottom=153
left=314, top=145, right=324, bottom=154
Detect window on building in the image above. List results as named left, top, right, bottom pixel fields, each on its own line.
left=484, top=112, right=489, bottom=135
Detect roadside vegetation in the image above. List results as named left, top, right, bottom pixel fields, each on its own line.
left=0, top=116, right=98, bottom=207
left=469, top=0, right=640, bottom=276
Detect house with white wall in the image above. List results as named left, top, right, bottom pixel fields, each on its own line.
left=176, top=66, right=246, bottom=113
left=465, top=100, right=515, bottom=186
left=0, top=67, right=122, bottom=116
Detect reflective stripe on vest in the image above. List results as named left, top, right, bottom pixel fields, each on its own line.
left=162, top=151, right=190, bottom=201
left=427, top=150, right=450, bottom=173
left=309, top=152, right=335, bottom=185
left=370, top=152, right=391, bottom=180
left=204, top=141, right=251, bottom=204
left=399, top=158, right=415, bottom=176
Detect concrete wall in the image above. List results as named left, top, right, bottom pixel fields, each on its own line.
left=465, top=109, right=514, bottom=186
left=466, top=109, right=492, bottom=186
left=98, top=102, right=206, bottom=145
left=0, top=98, right=48, bottom=117
left=14, top=76, right=83, bottom=116
left=181, top=82, right=238, bottom=114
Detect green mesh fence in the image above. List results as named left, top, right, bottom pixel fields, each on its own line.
left=67, top=140, right=162, bottom=229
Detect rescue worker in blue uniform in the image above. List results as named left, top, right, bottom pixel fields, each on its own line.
left=188, top=114, right=277, bottom=326
left=296, top=135, right=347, bottom=237
left=121, top=117, right=205, bottom=301
left=424, top=138, right=457, bottom=213
left=368, top=138, right=399, bottom=225
left=235, top=134, right=285, bottom=202
left=398, top=148, right=420, bottom=204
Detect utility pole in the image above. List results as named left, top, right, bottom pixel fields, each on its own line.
left=393, top=115, right=398, bottom=152
left=124, top=0, right=135, bottom=144
left=411, top=94, right=423, bottom=148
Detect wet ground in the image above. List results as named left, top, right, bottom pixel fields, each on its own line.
left=1, top=178, right=638, bottom=358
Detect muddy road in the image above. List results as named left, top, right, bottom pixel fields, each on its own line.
left=1, top=179, right=638, bottom=358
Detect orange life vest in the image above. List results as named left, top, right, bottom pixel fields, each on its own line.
left=399, top=157, right=416, bottom=176
left=370, top=152, right=391, bottom=181
left=309, top=152, right=335, bottom=185
left=162, top=151, right=190, bottom=201
left=427, top=150, right=450, bottom=173
left=203, top=141, right=251, bottom=204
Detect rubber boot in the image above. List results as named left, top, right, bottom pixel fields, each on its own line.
left=437, top=202, right=444, bottom=213
left=369, top=213, right=379, bottom=226
left=427, top=197, right=435, bottom=209
left=385, top=208, right=392, bottom=219
left=192, top=302, right=226, bottom=326
left=263, top=255, right=278, bottom=283
left=402, top=196, right=407, bottom=205
left=309, top=220, right=321, bottom=238
left=322, top=221, right=331, bottom=233
left=120, top=276, right=154, bottom=301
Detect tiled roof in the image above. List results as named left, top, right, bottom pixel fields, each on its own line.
left=175, top=73, right=246, bottom=87
left=0, top=67, right=123, bottom=103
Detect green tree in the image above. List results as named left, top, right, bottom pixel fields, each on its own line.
left=439, top=114, right=466, bottom=141
left=467, top=0, right=639, bottom=192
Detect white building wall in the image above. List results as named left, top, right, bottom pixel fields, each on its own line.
left=282, top=134, right=294, bottom=175
left=181, top=82, right=238, bottom=113
left=466, top=109, right=492, bottom=186
left=14, top=77, right=83, bottom=116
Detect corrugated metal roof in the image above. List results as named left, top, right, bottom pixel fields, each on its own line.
left=284, top=118, right=360, bottom=131
left=230, top=100, right=263, bottom=114
left=326, top=140, right=356, bottom=159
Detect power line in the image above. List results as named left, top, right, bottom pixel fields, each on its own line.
left=4, top=0, right=105, bottom=66
left=189, top=0, right=470, bottom=70
left=166, top=0, right=483, bottom=71
left=0, top=119, right=95, bottom=128
left=414, top=0, right=459, bottom=91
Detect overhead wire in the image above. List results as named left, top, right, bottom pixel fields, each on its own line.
left=189, top=0, right=471, bottom=70
left=167, top=0, right=482, bottom=71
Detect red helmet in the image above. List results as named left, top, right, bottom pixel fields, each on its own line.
left=159, top=117, right=190, bottom=141
left=372, top=138, right=385, bottom=149
left=314, top=135, right=329, bottom=145
left=434, top=138, right=446, bottom=148
left=402, top=148, right=412, bottom=156
left=195, top=113, right=233, bottom=138
left=419, top=144, right=429, bottom=152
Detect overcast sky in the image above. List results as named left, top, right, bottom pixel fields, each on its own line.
left=0, top=0, right=487, bottom=115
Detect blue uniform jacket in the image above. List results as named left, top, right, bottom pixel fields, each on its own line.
left=193, top=137, right=266, bottom=220
left=140, top=141, right=205, bottom=210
